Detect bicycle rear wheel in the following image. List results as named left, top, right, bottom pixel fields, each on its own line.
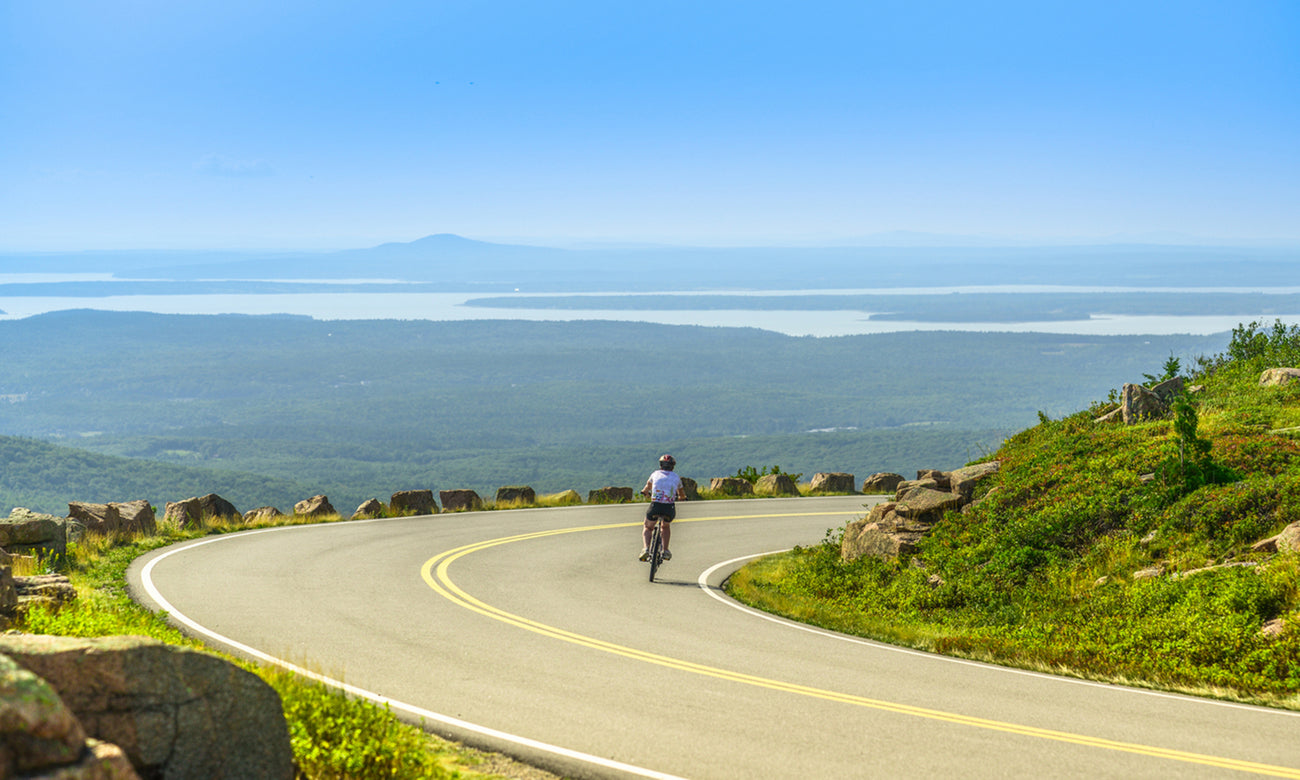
left=647, top=521, right=662, bottom=582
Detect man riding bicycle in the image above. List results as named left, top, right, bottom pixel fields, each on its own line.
left=640, top=454, right=686, bottom=561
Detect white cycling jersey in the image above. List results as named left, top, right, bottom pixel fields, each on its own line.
left=647, top=469, right=682, bottom=503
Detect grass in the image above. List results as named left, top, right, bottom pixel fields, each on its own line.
left=14, top=512, right=550, bottom=780
left=726, top=324, right=1300, bottom=710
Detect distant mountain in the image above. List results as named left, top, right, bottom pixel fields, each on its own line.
left=18, top=234, right=1300, bottom=292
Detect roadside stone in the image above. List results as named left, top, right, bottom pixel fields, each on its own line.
left=390, top=489, right=437, bottom=515
left=841, top=501, right=931, bottom=561
left=708, top=478, right=753, bottom=496
left=0, top=566, right=16, bottom=615
left=0, top=634, right=294, bottom=780
left=587, top=487, right=634, bottom=504
left=440, top=489, right=484, bottom=512
left=0, top=508, right=68, bottom=560
left=0, top=652, right=94, bottom=777
left=679, top=477, right=700, bottom=501
left=243, top=506, right=284, bottom=523
left=351, top=499, right=384, bottom=519
left=164, top=494, right=241, bottom=528
left=861, top=472, right=905, bottom=494
left=754, top=473, right=799, bottom=497
left=495, top=486, right=536, bottom=505
left=842, top=461, right=1001, bottom=563
left=14, top=574, right=78, bottom=615
left=894, top=487, right=965, bottom=524
left=68, top=500, right=156, bottom=536
left=809, top=472, right=856, bottom=494
left=893, top=478, right=939, bottom=499
left=293, top=495, right=336, bottom=517
left=947, top=461, right=1000, bottom=501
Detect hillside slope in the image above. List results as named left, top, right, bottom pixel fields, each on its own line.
left=734, top=321, right=1300, bottom=705
left=0, top=311, right=1225, bottom=511
left=0, top=435, right=320, bottom=516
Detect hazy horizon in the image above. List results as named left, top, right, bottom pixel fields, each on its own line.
left=3, top=2, right=1297, bottom=252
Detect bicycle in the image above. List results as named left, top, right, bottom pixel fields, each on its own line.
left=645, top=512, right=669, bottom=582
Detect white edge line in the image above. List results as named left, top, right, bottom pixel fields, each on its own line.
left=697, top=550, right=1300, bottom=719
left=139, top=524, right=690, bottom=780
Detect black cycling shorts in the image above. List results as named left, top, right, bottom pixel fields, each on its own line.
left=646, top=501, right=676, bottom=522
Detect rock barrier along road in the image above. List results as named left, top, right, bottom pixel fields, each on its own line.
left=127, top=496, right=1300, bottom=779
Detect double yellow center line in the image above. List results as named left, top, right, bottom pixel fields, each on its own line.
left=421, top=514, right=1300, bottom=777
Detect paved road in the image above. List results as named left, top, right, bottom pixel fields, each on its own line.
left=128, top=497, right=1300, bottom=779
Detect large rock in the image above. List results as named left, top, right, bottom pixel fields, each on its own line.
left=809, top=472, right=856, bottom=494
left=893, top=478, right=939, bottom=498
left=894, top=487, right=965, bottom=525
left=0, top=634, right=293, bottom=780
left=0, top=567, right=16, bottom=615
left=293, top=494, right=336, bottom=517
left=679, top=477, right=700, bottom=501
left=242, top=506, right=284, bottom=523
left=861, top=473, right=905, bottom=494
left=1121, top=383, right=1168, bottom=424
left=351, top=499, right=384, bottom=519
left=708, top=478, right=753, bottom=496
left=843, top=461, right=1000, bottom=563
left=13, top=574, right=77, bottom=615
left=947, top=461, right=1001, bottom=501
left=440, top=489, right=483, bottom=512
left=0, top=652, right=140, bottom=779
left=0, top=508, right=68, bottom=560
left=586, top=487, right=634, bottom=504
left=68, top=501, right=157, bottom=536
left=1259, top=368, right=1300, bottom=387
left=164, top=494, right=241, bottom=528
left=754, top=473, right=800, bottom=497
left=1150, top=376, right=1185, bottom=402
left=390, top=489, right=437, bottom=515
left=842, top=502, right=932, bottom=561
left=1253, top=521, right=1300, bottom=554
left=495, top=486, right=536, bottom=505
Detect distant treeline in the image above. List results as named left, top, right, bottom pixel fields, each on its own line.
left=0, top=427, right=1007, bottom=517
left=0, top=311, right=1229, bottom=514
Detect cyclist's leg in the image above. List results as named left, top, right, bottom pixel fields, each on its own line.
left=642, top=503, right=661, bottom=558
left=658, top=503, right=676, bottom=551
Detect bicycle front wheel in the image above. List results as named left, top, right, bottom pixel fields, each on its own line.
left=648, top=523, right=662, bottom=582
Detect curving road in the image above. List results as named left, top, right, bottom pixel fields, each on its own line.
left=127, top=497, right=1300, bottom=779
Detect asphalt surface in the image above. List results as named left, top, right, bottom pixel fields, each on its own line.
left=127, top=496, right=1300, bottom=779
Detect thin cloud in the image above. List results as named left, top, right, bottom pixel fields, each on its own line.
left=195, top=154, right=274, bottom=177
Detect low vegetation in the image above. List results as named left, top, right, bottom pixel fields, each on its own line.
left=729, top=321, right=1300, bottom=708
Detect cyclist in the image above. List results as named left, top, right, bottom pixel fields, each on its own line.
left=640, top=454, right=686, bottom=561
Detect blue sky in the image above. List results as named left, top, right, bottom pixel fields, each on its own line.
left=2, top=1, right=1297, bottom=250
